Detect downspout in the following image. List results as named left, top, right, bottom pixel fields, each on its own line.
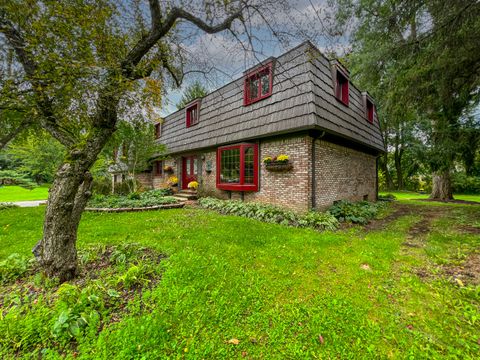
left=311, top=131, right=325, bottom=210
left=376, top=155, right=380, bottom=201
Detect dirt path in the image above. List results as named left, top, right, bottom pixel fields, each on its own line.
left=373, top=202, right=480, bottom=286
left=364, top=204, right=415, bottom=232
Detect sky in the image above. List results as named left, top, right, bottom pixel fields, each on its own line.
left=160, top=0, right=352, bottom=116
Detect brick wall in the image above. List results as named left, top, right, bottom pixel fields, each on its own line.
left=152, top=158, right=178, bottom=190
left=197, top=135, right=312, bottom=212
left=313, top=139, right=377, bottom=208
left=150, top=135, right=378, bottom=213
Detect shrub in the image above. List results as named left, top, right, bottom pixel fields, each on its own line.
left=378, top=193, right=397, bottom=201
left=88, top=189, right=178, bottom=209
left=198, top=197, right=339, bottom=231
left=0, top=254, right=33, bottom=284
left=0, top=203, right=19, bottom=210
left=452, top=173, right=480, bottom=194
left=328, top=200, right=387, bottom=224
left=0, top=170, right=37, bottom=189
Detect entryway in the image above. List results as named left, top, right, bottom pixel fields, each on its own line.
left=181, top=155, right=198, bottom=190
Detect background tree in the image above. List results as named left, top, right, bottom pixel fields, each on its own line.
left=0, top=0, right=302, bottom=281
left=176, top=81, right=208, bottom=109
left=339, top=0, right=480, bottom=199
left=110, top=118, right=165, bottom=193
left=3, top=130, right=65, bottom=183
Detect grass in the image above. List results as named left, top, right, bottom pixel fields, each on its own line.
left=380, top=190, right=480, bottom=202
left=0, top=199, right=479, bottom=358
left=0, top=184, right=50, bottom=202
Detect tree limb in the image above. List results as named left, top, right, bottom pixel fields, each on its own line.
left=0, top=10, right=75, bottom=147
left=121, top=1, right=245, bottom=78
left=0, top=116, right=32, bottom=150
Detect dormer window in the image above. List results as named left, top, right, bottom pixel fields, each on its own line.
left=244, top=62, right=273, bottom=106
left=335, top=70, right=349, bottom=106
left=186, top=102, right=200, bottom=127
left=154, top=123, right=161, bottom=138
left=366, top=98, right=375, bottom=123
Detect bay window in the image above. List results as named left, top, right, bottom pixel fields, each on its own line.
left=216, top=143, right=258, bottom=191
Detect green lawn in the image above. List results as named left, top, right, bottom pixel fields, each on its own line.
left=380, top=190, right=480, bottom=202
left=0, top=184, right=50, bottom=202
left=0, top=200, right=479, bottom=358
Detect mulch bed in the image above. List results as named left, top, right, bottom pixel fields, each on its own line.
left=85, top=203, right=185, bottom=212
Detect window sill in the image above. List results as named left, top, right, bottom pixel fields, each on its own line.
left=217, top=183, right=258, bottom=192
left=244, top=93, right=272, bottom=106
left=335, top=96, right=349, bottom=107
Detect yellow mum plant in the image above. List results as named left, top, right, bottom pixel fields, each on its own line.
left=187, top=181, right=199, bottom=190
left=276, top=154, right=289, bottom=163
left=263, top=156, right=273, bottom=163
left=167, top=176, right=178, bottom=186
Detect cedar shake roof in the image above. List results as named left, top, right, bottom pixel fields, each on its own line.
left=157, top=41, right=385, bottom=154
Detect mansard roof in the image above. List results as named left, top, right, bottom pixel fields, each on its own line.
left=157, top=41, right=385, bottom=154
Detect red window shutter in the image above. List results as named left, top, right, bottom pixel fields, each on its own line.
left=335, top=70, right=349, bottom=106
left=367, top=100, right=375, bottom=123
left=154, top=161, right=162, bottom=176
left=186, top=102, right=200, bottom=128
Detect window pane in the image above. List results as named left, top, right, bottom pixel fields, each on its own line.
left=249, top=77, right=259, bottom=99
left=244, top=147, right=254, bottom=184
left=186, top=158, right=191, bottom=175
left=193, top=158, right=198, bottom=174
left=260, top=71, right=270, bottom=95
left=220, top=148, right=240, bottom=183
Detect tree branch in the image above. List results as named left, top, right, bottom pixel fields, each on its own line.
left=0, top=10, right=75, bottom=147
left=0, top=116, right=32, bottom=150
left=121, top=2, right=245, bottom=78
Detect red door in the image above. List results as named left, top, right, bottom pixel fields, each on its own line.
left=182, top=156, right=198, bottom=189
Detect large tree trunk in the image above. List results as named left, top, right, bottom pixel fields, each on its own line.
left=394, top=150, right=404, bottom=190
left=379, top=153, right=394, bottom=190
left=430, top=171, right=454, bottom=200
left=33, top=164, right=93, bottom=281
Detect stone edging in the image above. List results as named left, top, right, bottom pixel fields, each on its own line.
left=85, top=203, right=185, bottom=212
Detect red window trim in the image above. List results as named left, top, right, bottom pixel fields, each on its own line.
left=216, top=143, right=259, bottom=192
left=154, top=160, right=163, bottom=176
left=243, top=62, right=273, bottom=106
left=154, top=123, right=161, bottom=139
left=335, top=70, right=349, bottom=106
left=186, top=101, right=200, bottom=128
left=366, top=99, right=375, bottom=123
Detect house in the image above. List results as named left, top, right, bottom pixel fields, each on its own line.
left=145, top=41, right=385, bottom=212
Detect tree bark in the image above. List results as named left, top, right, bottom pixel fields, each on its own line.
left=33, top=165, right=93, bottom=282
left=430, top=171, right=454, bottom=200
left=379, top=152, right=394, bottom=190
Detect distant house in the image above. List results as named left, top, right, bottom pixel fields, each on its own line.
left=145, top=41, right=385, bottom=212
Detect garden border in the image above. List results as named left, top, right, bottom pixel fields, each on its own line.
left=85, top=203, right=185, bottom=212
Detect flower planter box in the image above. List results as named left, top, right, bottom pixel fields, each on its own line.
left=265, top=162, right=293, bottom=172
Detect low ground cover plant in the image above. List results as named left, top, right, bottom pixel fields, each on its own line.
left=198, top=197, right=339, bottom=231
left=378, top=193, right=397, bottom=202
left=0, top=203, right=19, bottom=210
left=0, top=244, right=165, bottom=357
left=87, top=189, right=177, bottom=208
left=328, top=200, right=388, bottom=224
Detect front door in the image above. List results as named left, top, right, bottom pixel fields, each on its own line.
left=182, top=156, right=198, bottom=189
